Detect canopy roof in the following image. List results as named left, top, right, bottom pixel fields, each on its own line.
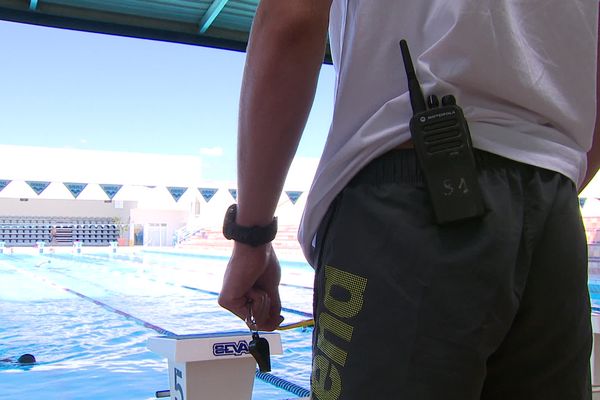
left=0, top=0, right=332, bottom=62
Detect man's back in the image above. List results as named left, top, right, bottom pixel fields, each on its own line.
left=300, top=0, right=598, bottom=260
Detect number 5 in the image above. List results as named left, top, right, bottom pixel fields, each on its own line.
left=174, top=367, right=184, bottom=400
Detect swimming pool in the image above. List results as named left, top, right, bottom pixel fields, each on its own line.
left=0, top=249, right=315, bottom=399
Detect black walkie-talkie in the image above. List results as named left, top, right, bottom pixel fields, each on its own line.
left=399, top=40, right=485, bottom=224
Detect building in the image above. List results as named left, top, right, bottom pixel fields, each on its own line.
left=0, top=144, right=311, bottom=252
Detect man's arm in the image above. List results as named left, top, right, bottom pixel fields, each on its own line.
left=580, top=10, right=600, bottom=192
left=218, top=0, right=332, bottom=330
left=237, top=0, right=332, bottom=226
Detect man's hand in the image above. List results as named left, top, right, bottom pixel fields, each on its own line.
left=218, top=242, right=283, bottom=331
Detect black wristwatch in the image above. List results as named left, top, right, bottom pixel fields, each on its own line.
left=222, top=204, right=278, bottom=247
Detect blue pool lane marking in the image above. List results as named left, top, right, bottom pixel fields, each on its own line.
left=57, top=286, right=176, bottom=336
left=82, top=251, right=315, bottom=291
left=40, top=260, right=314, bottom=329
left=179, top=284, right=314, bottom=318
left=39, top=262, right=313, bottom=330
left=46, top=253, right=314, bottom=319
left=6, top=261, right=176, bottom=336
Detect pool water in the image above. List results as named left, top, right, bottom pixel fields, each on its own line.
left=0, top=250, right=315, bottom=400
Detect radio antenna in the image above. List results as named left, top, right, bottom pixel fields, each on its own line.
left=399, top=40, right=426, bottom=114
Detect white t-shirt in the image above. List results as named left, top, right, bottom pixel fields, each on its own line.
left=299, top=0, right=598, bottom=264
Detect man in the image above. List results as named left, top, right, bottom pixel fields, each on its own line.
left=219, top=1, right=599, bottom=399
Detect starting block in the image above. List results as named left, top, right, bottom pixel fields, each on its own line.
left=148, top=331, right=283, bottom=400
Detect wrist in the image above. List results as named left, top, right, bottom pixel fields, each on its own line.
left=233, top=241, right=272, bottom=254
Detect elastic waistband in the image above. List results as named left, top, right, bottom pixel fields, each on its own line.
left=349, top=150, right=424, bottom=187
left=348, top=149, right=536, bottom=187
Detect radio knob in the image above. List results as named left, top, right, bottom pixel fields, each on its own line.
left=441, top=95, right=456, bottom=106
left=427, top=95, right=439, bottom=108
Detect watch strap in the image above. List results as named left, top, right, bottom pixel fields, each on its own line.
left=222, top=204, right=278, bottom=247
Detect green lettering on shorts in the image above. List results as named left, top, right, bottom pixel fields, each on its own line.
left=312, top=265, right=368, bottom=400
left=316, top=312, right=353, bottom=366
left=323, top=265, right=367, bottom=319
left=312, top=354, right=342, bottom=400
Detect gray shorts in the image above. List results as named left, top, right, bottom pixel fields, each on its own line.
left=311, top=149, right=591, bottom=400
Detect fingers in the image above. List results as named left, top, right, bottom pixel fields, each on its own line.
left=244, top=289, right=283, bottom=331
left=218, top=286, right=281, bottom=331
left=265, top=286, right=283, bottom=330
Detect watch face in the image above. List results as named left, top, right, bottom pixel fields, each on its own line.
left=222, top=204, right=237, bottom=240
left=225, top=204, right=237, bottom=222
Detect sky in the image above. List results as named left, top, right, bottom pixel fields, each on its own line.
left=0, top=20, right=336, bottom=184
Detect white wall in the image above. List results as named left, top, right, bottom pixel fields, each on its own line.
left=130, top=208, right=188, bottom=246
